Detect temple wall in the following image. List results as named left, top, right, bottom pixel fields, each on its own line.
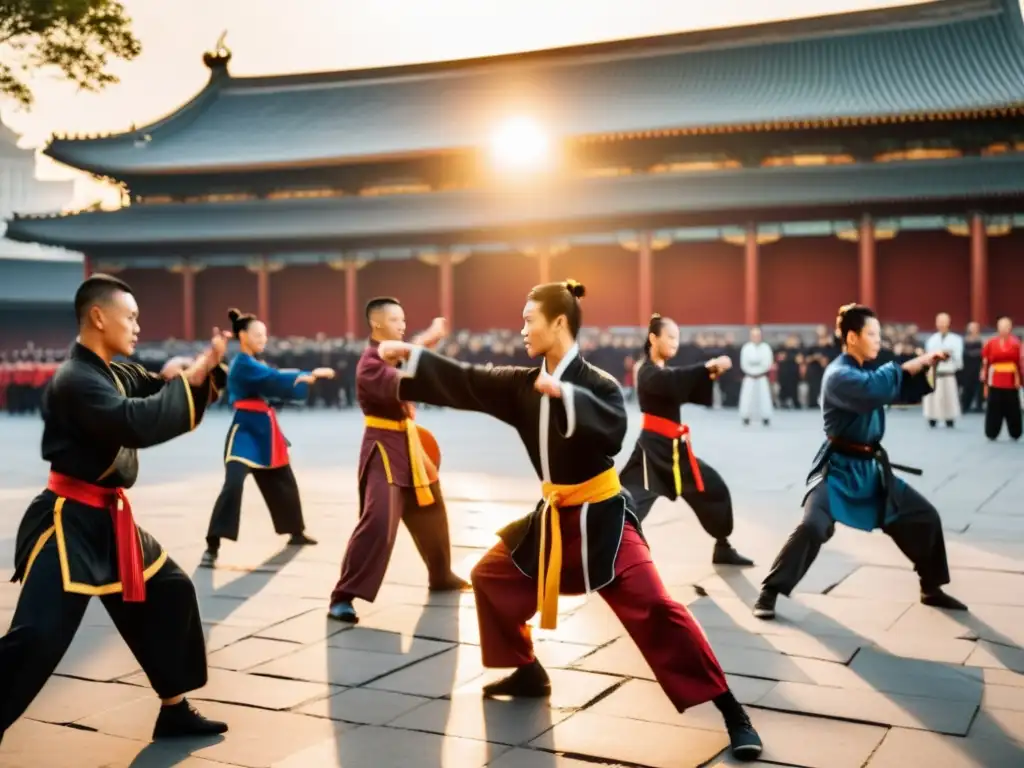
left=4, top=229, right=1021, bottom=349
left=453, top=251, right=537, bottom=331
left=989, top=229, right=1024, bottom=323
left=196, top=266, right=257, bottom=337
left=119, top=267, right=184, bottom=341
left=653, top=242, right=745, bottom=324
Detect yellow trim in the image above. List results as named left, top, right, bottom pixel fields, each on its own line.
left=223, top=422, right=274, bottom=468
left=179, top=371, right=196, bottom=431
left=22, top=526, right=56, bottom=583
left=992, top=363, right=1018, bottom=373
left=375, top=441, right=394, bottom=484
left=52, top=496, right=168, bottom=596
left=671, top=438, right=683, bottom=496
left=364, top=415, right=434, bottom=505
left=537, top=468, right=622, bottom=630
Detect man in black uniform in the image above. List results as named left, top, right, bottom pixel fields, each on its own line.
left=0, top=274, right=230, bottom=746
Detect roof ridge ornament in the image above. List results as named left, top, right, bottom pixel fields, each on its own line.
left=203, top=30, right=232, bottom=73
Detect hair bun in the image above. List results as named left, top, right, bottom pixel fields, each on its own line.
left=650, top=312, right=661, bottom=321
left=565, top=279, right=586, bottom=299
left=837, top=302, right=857, bottom=317
left=227, top=307, right=241, bottom=322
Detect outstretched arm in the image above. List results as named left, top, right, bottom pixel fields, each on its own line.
left=638, top=362, right=715, bottom=407
left=825, top=362, right=904, bottom=413
left=384, top=342, right=532, bottom=426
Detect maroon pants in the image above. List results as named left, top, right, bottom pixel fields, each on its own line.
left=331, top=451, right=454, bottom=605
left=471, top=510, right=728, bottom=711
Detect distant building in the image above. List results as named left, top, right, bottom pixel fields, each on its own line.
left=5, top=0, right=1024, bottom=339
left=0, top=117, right=81, bottom=348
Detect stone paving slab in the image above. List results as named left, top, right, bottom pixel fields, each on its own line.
left=2, top=408, right=1024, bottom=767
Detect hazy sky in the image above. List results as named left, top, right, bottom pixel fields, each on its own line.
left=0, top=0, right=945, bottom=206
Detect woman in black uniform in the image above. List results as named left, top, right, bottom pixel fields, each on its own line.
left=620, top=314, right=754, bottom=566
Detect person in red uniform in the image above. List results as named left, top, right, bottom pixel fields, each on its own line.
left=328, top=298, right=469, bottom=624
left=981, top=315, right=1022, bottom=441
left=378, top=280, right=763, bottom=762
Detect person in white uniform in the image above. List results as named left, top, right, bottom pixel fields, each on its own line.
left=739, top=327, right=774, bottom=426
left=923, top=312, right=963, bottom=428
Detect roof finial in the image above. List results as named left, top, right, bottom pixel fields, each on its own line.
left=203, top=29, right=232, bottom=73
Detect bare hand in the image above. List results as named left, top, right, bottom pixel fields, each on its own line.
left=378, top=340, right=412, bottom=365
left=925, top=350, right=950, bottom=366
left=312, top=367, right=336, bottom=380
left=705, top=355, right=732, bottom=374
left=534, top=370, right=562, bottom=398
left=185, top=353, right=212, bottom=387
left=209, top=327, right=232, bottom=361
left=429, top=317, right=448, bottom=339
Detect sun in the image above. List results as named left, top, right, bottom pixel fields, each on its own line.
left=488, top=116, right=552, bottom=174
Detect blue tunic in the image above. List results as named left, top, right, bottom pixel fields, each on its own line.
left=224, top=353, right=310, bottom=468
left=805, top=354, right=924, bottom=532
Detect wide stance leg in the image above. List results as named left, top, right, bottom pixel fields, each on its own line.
left=470, top=542, right=539, bottom=668
left=251, top=464, right=308, bottom=536
left=756, top=484, right=835, bottom=618
left=206, top=461, right=250, bottom=549
left=884, top=483, right=964, bottom=610
left=682, top=459, right=753, bottom=566
left=984, top=388, right=1021, bottom=440
left=400, top=482, right=467, bottom=590
left=599, top=526, right=729, bottom=710
left=331, top=453, right=404, bottom=606
left=0, top=547, right=89, bottom=742
left=101, top=557, right=208, bottom=699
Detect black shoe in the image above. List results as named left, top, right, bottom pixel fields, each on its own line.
left=752, top=589, right=777, bottom=620
left=921, top=589, right=968, bottom=611
left=742, top=419, right=750, bottom=426
left=945, top=420, right=955, bottom=428
left=199, top=550, right=217, bottom=568
left=429, top=573, right=472, bottom=592
left=726, top=709, right=764, bottom=761
left=482, top=659, right=551, bottom=698
left=762, top=419, right=770, bottom=427
left=929, top=420, right=937, bottom=428
left=288, top=532, right=318, bottom=546
left=712, top=540, right=755, bottom=567
left=152, top=699, right=228, bottom=739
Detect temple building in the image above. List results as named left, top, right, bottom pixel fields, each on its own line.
left=0, top=117, right=80, bottom=349
left=5, top=0, right=1024, bottom=339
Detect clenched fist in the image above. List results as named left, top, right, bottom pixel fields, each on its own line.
left=534, top=370, right=562, bottom=398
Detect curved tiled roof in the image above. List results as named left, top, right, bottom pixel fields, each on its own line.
left=43, top=0, right=1024, bottom=176
left=8, top=154, right=1024, bottom=251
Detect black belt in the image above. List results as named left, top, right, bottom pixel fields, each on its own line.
left=827, top=437, right=922, bottom=527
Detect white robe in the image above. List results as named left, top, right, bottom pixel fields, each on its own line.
left=923, top=332, right=963, bottom=422
left=739, top=341, right=774, bottom=421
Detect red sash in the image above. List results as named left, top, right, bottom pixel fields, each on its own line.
left=641, top=413, right=704, bottom=493
left=46, top=471, right=146, bottom=602
left=234, top=398, right=289, bottom=468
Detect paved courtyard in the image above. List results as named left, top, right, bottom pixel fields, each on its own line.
left=1, top=404, right=1023, bottom=768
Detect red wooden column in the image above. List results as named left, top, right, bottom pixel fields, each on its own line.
left=256, top=257, right=270, bottom=324
left=83, top=255, right=93, bottom=280
left=858, top=213, right=876, bottom=307
left=181, top=264, right=197, bottom=341
left=439, top=252, right=454, bottom=323
left=344, top=260, right=359, bottom=337
left=970, top=212, right=988, bottom=324
left=744, top=222, right=759, bottom=325
left=538, top=246, right=551, bottom=284
left=637, top=231, right=653, bottom=325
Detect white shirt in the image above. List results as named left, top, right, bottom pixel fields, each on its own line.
left=740, top=341, right=773, bottom=376
left=925, top=332, right=963, bottom=374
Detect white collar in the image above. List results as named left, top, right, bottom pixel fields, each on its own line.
left=543, top=343, right=580, bottom=381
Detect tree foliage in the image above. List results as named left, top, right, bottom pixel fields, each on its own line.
left=0, top=0, right=141, bottom=108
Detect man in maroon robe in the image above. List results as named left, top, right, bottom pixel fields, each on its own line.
left=328, top=298, right=469, bottom=622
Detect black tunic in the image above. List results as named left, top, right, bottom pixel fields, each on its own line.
left=620, top=358, right=715, bottom=500
left=12, top=343, right=225, bottom=594
left=398, top=343, right=634, bottom=592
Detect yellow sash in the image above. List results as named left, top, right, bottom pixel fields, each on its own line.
left=992, top=362, right=1018, bottom=373
left=364, top=416, right=434, bottom=506
left=536, top=467, right=622, bottom=630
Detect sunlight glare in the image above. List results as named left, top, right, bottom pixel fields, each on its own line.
left=488, top=116, right=551, bottom=174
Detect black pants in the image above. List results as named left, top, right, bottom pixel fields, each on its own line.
left=762, top=481, right=950, bottom=596
left=0, top=549, right=207, bottom=741
left=207, top=461, right=306, bottom=550
left=959, top=370, right=984, bottom=413
left=629, top=458, right=734, bottom=541
left=985, top=388, right=1022, bottom=441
